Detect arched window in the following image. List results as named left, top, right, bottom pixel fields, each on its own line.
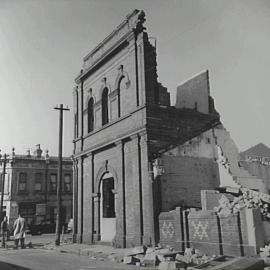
left=117, top=76, right=124, bottom=118
left=102, top=88, right=109, bottom=125
left=74, top=89, right=79, bottom=138
left=88, top=97, right=94, bottom=133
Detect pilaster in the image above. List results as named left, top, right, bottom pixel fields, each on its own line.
left=72, top=157, right=78, bottom=243
left=114, top=140, right=126, bottom=247
left=140, top=132, right=156, bottom=246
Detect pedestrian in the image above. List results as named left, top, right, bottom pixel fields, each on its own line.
left=13, top=213, right=26, bottom=249
left=1, top=216, right=8, bottom=248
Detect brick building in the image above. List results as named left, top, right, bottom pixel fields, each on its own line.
left=239, top=143, right=270, bottom=193
left=72, top=10, right=220, bottom=247
left=0, top=145, right=73, bottom=229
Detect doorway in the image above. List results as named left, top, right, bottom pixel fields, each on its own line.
left=100, top=173, right=116, bottom=242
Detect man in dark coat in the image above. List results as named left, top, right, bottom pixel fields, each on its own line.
left=1, top=216, right=8, bottom=248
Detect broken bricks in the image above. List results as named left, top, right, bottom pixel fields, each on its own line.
left=158, top=261, right=186, bottom=270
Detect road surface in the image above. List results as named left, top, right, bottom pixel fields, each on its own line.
left=0, top=248, right=141, bottom=270
left=0, top=234, right=146, bottom=270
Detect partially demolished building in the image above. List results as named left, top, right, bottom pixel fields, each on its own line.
left=72, top=9, right=269, bottom=252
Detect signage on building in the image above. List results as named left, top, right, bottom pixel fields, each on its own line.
left=36, top=204, right=46, bottom=215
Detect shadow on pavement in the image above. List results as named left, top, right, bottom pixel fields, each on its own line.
left=0, top=261, right=32, bottom=270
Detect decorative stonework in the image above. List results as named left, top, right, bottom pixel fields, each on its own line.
left=161, top=221, right=175, bottom=239
left=77, top=10, right=146, bottom=78
left=115, top=65, right=131, bottom=90
left=191, top=221, right=209, bottom=240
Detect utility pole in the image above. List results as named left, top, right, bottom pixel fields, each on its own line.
left=54, top=104, right=69, bottom=246
left=0, top=152, right=8, bottom=223
left=44, top=150, right=50, bottom=205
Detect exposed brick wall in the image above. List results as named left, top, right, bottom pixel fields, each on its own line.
left=176, top=70, right=209, bottom=114
left=214, top=125, right=267, bottom=192
left=159, top=207, right=187, bottom=252
left=160, top=156, right=220, bottom=210
left=159, top=207, right=262, bottom=257
left=189, top=210, right=221, bottom=255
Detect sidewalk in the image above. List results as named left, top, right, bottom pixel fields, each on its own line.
left=43, top=242, right=128, bottom=259
left=42, top=242, right=158, bottom=269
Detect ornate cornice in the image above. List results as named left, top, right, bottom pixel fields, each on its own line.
left=75, top=10, right=146, bottom=83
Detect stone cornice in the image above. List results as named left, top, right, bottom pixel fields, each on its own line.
left=75, top=10, right=146, bottom=83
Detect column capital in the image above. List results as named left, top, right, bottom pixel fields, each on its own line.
left=130, top=133, right=138, bottom=140
left=139, top=132, right=148, bottom=145
left=114, top=140, right=123, bottom=147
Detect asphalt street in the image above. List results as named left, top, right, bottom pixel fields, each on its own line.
left=0, top=248, right=137, bottom=270
left=0, top=234, right=144, bottom=270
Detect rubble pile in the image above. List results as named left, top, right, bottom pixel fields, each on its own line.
left=117, top=245, right=219, bottom=269
left=214, top=190, right=270, bottom=218
left=260, top=245, right=270, bottom=266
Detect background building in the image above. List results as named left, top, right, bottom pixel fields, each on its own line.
left=239, top=143, right=270, bottom=194
left=0, top=144, right=73, bottom=229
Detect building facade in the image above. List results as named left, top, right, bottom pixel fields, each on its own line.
left=72, top=10, right=220, bottom=247
left=0, top=145, right=73, bottom=229
left=239, top=143, right=270, bottom=194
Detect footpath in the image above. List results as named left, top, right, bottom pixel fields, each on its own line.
left=42, top=241, right=266, bottom=270
left=2, top=235, right=267, bottom=270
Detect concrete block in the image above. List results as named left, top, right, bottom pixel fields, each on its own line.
left=175, top=253, right=191, bottom=264
left=157, top=254, right=166, bottom=262
left=123, top=256, right=140, bottom=265
left=209, top=257, right=264, bottom=270
left=146, top=247, right=156, bottom=254
left=141, top=258, right=157, bottom=267
left=158, top=261, right=186, bottom=270
left=126, top=246, right=146, bottom=256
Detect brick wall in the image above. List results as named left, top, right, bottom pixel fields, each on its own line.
left=160, top=156, right=220, bottom=211
left=159, top=207, right=263, bottom=256
left=176, top=70, right=209, bottom=114
left=159, top=207, right=188, bottom=252
left=189, top=210, right=221, bottom=255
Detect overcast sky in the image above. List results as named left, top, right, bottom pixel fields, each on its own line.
left=0, top=0, right=270, bottom=157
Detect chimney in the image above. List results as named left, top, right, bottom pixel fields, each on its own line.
left=34, top=144, right=43, bottom=158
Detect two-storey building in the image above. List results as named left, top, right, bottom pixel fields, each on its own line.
left=72, top=10, right=220, bottom=248
left=0, top=145, right=73, bottom=229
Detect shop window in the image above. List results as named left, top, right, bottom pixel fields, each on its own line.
left=18, top=172, right=27, bottom=192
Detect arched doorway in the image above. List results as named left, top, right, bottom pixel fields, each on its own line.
left=99, top=172, right=116, bottom=242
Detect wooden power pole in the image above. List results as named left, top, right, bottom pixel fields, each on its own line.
left=54, top=104, right=69, bottom=246
left=0, top=153, right=8, bottom=223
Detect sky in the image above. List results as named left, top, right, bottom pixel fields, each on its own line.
left=0, top=0, right=270, bottom=157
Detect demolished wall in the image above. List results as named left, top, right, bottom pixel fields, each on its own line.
left=159, top=206, right=264, bottom=257
left=157, top=69, right=267, bottom=214
left=213, top=125, right=267, bottom=193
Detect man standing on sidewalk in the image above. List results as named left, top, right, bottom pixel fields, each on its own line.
left=1, top=216, right=8, bottom=248
left=13, top=213, right=26, bottom=249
